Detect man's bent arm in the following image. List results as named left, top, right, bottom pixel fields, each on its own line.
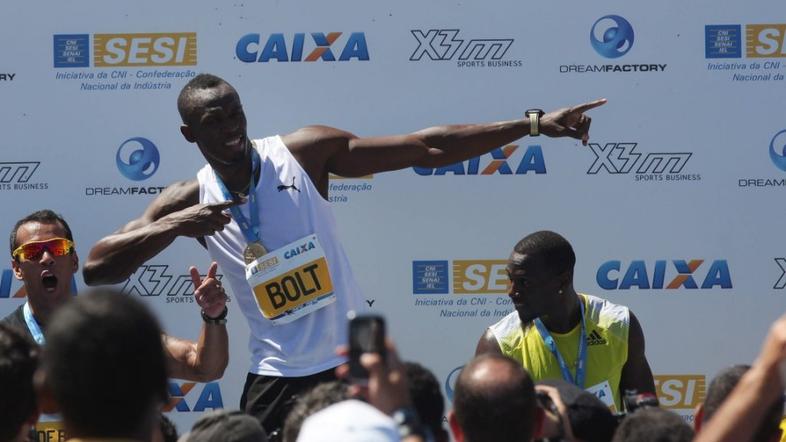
left=163, top=326, right=229, bottom=382
left=84, top=180, right=232, bottom=285
left=619, top=311, right=656, bottom=399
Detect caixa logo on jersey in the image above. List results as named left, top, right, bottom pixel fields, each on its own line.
left=409, top=29, right=522, bottom=68
left=413, top=144, right=545, bottom=176
left=597, top=259, right=732, bottom=290
left=122, top=264, right=224, bottom=304
left=165, top=381, right=223, bottom=412
left=0, top=161, right=49, bottom=192
left=586, top=142, right=701, bottom=183
left=236, top=32, right=369, bottom=63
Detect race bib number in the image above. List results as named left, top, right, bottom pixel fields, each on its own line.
left=245, top=234, right=335, bottom=325
left=35, top=416, right=66, bottom=442
left=586, top=380, right=617, bottom=413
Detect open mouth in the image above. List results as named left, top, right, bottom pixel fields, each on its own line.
left=224, top=135, right=244, bottom=148
left=41, top=273, right=58, bottom=291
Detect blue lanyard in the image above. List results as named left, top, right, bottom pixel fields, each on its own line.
left=23, top=302, right=46, bottom=345
left=214, top=147, right=261, bottom=244
left=533, top=299, right=587, bottom=388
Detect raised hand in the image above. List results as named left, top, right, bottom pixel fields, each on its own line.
left=191, top=261, right=227, bottom=318
left=540, top=98, right=607, bottom=146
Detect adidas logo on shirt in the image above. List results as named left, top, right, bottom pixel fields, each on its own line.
left=587, top=329, right=607, bottom=346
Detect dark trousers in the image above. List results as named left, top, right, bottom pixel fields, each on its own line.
left=240, top=367, right=338, bottom=441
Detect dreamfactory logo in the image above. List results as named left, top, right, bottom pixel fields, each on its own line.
left=590, top=15, right=635, bottom=59
left=116, top=137, right=160, bottom=181
left=769, top=129, right=786, bottom=172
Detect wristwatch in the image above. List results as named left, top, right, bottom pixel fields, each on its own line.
left=201, top=306, right=228, bottom=325
left=392, top=407, right=429, bottom=441
left=525, top=109, right=545, bottom=136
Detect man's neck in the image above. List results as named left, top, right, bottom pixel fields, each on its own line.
left=213, top=143, right=256, bottom=195
left=25, top=300, right=49, bottom=330
left=540, top=291, right=581, bottom=334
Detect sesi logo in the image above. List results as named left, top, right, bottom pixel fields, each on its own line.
left=654, top=375, right=706, bottom=410
left=412, top=260, right=509, bottom=295
left=53, top=33, right=197, bottom=68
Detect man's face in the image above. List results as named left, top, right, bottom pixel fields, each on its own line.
left=507, top=252, right=563, bottom=323
left=182, top=82, right=249, bottom=167
left=11, top=221, right=78, bottom=311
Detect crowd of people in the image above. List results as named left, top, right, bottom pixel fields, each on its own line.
left=1, top=74, right=783, bottom=441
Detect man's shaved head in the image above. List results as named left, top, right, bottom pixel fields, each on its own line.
left=453, top=354, right=537, bottom=442
left=177, top=73, right=232, bottom=125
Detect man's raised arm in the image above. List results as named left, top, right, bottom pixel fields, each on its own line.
left=284, top=99, right=606, bottom=182
left=83, top=180, right=237, bottom=285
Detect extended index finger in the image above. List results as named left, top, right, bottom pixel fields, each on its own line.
left=207, top=261, right=218, bottom=280
left=211, top=198, right=244, bottom=210
left=570, top=98, right=607, bottom=114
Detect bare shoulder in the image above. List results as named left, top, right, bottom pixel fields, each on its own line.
left=281, top=125, right=356, bottom=155
left=475, top=328, right=503, bottom=356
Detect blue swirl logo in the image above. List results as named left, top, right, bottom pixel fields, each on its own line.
left=116, top=137, right=160, bottom=181
left=590, top=15, right=634, bottom=59
left=769, top=130, right=786, bottom=172
left=444, top=365, right=464, bottom=402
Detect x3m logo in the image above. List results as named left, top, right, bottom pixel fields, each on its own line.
left=164, top=382, right=223, bottom=412
left=0, top=162, right=40, bottom=183
left=410, top=29, right=513, bottom=61
left=774, top=258, right=786, bottom=289
left=587, top=143, right=692, bottom=174
left=123, top=265, right=223, bottom=297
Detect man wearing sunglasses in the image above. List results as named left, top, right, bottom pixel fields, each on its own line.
left=2, top=209, right=229, bottom=383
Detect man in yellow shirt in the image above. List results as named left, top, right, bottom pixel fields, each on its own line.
left=475, top=230, right=655, bottom=412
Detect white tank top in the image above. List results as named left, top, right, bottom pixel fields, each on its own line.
left=197, top=135, right=365, bottom=376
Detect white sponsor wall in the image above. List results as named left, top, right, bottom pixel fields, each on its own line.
left=1, top=0, right=785, bottom=432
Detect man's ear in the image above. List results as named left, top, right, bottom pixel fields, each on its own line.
left=693, top=402, right=704, bottom=432
left=447, top=410, right=464, bottom=442
left=34, top=369, right=60, bottom=415
left=12, top=259, right=23, bottom=280
left=71, top=252, right=79, bottom=275
left=180, top=124, right=196, bottom=143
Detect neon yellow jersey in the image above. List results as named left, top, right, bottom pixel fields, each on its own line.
left=490, top=293, right=630, bottom=411
left=779, top=417, right=786, bottom=442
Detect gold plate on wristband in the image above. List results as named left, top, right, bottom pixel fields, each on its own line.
left=526, top=109, right=545, bottom=136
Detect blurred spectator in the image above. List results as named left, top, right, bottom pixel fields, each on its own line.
left=283, top=381, right=349, bottom=442
left=611, top=408, right=693, bottom=442
left=181, top=410, right=267, bottom=442
left=0, top=323, right=39, bottom=442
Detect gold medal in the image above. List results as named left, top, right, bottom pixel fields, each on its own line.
left=243, top=242, right=268, bottom=264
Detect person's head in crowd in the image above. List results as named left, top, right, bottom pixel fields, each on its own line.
left=405, top=361, right=450, bottom=442
left=696, top=364, right=784, bottom=442
left=508, top=230, right=576, bottom=323
left=10, top=209, right=78, bottom=325
left=611, top=408, right=693, bottom=442
left=535, top=379, right=617, bottom=442
left=0, top=324, right=39, bottom=442
left=296, top=399, right=399, bottom=442
left=37, top=289, right=168, bottom=440
left=180, top=410, right=267, bottom=442
left=449, top=354, right=538, bottom=442
left=283, top=381, right=349, bottom=442
left=153, top=413, right=179, bottom=442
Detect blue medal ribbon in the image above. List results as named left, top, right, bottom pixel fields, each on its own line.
left=23, top=302, right=46, bottom=345
left=214, top=146, right=261, bottom=245
left=533, top=298, right=587, bottom=388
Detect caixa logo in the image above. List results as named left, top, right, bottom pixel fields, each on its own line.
left=236, top=32, right=369, bottom=62
left=597, top=259, right=732, bottom=290
left=413, top=145, right=545, bottom=176
left=164, top=381, right=223, bottom=412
